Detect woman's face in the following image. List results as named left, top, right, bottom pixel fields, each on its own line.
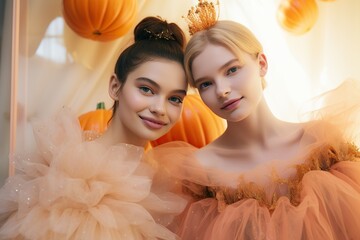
left=191, top=44, right=267, bottom=122
left=112, top=59, right=187, bottom=141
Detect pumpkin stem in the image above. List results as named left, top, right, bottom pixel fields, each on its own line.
left=96, top=102, right=106, bottom=110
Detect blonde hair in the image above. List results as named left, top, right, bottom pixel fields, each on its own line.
left=184, top=20, right=266, bottom=88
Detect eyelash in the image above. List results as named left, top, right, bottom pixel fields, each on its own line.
left=226, top=66, right=239, bottom=75
left=169, top=96, right=183, bottom=105
left=198, top=81, right=212, bottom=90
left=139, top=86, right=183, bottom=105
left=139, top=86, right=154, bottom=95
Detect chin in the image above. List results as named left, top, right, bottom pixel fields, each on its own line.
left=144, top=131, right=167, bottom=142
left=226, top=115, right=248, bottom=123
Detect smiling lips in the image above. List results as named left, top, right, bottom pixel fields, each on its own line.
left=221, top=97, right=243, bottom=110
left=140, top=116, right=168, bottom=129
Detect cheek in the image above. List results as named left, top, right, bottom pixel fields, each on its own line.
left=167, top=105, right=182, bottom=123
left=200, top=92, right=216, bottom=110
left=247, top=76, right=263, bottom=97
left=239, top=71, right=262, bottom=95
left=123, top=94, right=148, bottom=111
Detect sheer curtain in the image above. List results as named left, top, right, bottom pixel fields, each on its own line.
left=1, top=0, right=359, bottom=185
left=0, top=0, right=13, bottom=186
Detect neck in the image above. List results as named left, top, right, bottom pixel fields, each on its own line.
left=96, top=113, right=147, bottom=148
left=219, top=97, right=287, bottom=148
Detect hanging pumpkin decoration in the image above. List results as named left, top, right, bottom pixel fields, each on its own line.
left=62, top=0, right=138, bottom=41
left=277, top=0, right=319, bottom=35
left=78, top=102, right=112, bottom=133
left=150, top=94, right=226, bottom=148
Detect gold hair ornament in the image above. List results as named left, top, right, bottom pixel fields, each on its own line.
left=184, top=0, right=219, bottom=36
left=144, top=28, right=175, bottom=40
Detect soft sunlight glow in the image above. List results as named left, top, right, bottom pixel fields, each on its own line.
left=36, top=17, right=67, bottom=63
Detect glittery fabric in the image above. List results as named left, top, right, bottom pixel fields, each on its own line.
left=0, top=108, right=186, bottom=240
left=150, top=132, right=360, bottom=239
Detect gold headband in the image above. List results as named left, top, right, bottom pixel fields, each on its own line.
left=184, top=0, right=219, bottom=36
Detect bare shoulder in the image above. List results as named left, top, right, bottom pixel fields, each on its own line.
left=301, top=119, right=345, bottom=145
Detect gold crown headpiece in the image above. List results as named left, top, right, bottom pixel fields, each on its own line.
left=184, top=0, right=219, bottom=36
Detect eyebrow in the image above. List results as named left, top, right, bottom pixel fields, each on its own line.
left=136, top=77, right=160, bottom=88
left=136, top=77, right=187, bottom=95
left=194, top=58, right=239, bottom=85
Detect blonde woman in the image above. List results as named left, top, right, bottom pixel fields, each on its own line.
left=150, top=3, right=360, bottom=239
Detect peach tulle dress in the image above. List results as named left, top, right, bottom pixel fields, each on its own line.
left=149, top=80, right=360, bottom=240
left=0, top=108, right=186, bottom=240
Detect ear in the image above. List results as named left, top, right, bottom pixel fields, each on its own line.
left=109, top=74, right=122, bottom=101
left=258, top=53, right=268, bottom=77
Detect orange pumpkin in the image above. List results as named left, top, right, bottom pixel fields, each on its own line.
left=78, top=102, right=112, bottom=133
left=62, top=0, right=138, bottom=41
left=277, top=0, right=319, bottom=35
left=150, top=94, right=226, bottom=148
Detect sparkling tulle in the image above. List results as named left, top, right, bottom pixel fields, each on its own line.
left=0, top=108, right=186, bottom=240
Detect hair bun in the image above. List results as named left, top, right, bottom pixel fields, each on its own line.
left=134, top=16, right=185, bottom=49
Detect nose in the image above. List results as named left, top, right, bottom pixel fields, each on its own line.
left=215, top=79, right=231, bottom=98
left=149, top=97, right=166, bottom=116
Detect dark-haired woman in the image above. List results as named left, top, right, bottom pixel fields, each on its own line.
left=0, top=16, right=188, bottom=240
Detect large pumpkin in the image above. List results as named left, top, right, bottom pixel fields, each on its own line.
left=78, top=102, right=112, bottom=133
left=277, top=0, right=319, bottom=35
left=62, top=0, right=138, bottom=41
left=150, top=94, right=226, bottom=148
left=79, top=95, right=226, bottom=148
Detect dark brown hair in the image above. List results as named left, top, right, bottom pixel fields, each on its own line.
left=111, top=16, right=186, bottom=114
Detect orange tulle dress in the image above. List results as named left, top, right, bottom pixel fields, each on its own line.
left=0, top=108, right=186, bottom=240
left=148, top=80, right=360, bottom=240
